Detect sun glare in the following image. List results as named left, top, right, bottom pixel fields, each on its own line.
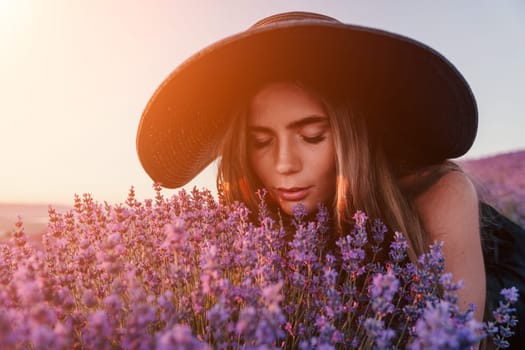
left=0, top=0, right=31, bottom=35
left=0, top=0, right=17, bottom=19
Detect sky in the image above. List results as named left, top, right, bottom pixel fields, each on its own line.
left=0, top=0, right=524, bottom=205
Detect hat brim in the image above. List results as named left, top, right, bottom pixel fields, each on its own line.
left=137, top=19, right=477, bottom=188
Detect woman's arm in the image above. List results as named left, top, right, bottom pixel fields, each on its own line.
left=413, top=170, right=486, bottom=321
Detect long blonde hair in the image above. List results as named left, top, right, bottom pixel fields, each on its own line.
left=217, top=82, right=430, bottom=261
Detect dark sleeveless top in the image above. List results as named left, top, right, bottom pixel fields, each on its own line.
left=481, top=202, right=525, bottom=349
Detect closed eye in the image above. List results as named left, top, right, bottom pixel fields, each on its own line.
left=302, top=134, right=326, bottom=144
left=250, top=137, right=272, bottom=149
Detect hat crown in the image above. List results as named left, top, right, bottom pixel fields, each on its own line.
left=250, top=11, right=341, bottom=29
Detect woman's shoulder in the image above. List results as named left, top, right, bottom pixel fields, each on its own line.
left=399, top=161, right=474, bottom=200
left=406, top=164, right=479, bottom=240
left=415, top=169, right=477, bottom=203
left=415, top=170, right=477, bottom=213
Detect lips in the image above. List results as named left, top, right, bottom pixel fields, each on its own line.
left=276, top=186, right=312, bottom=201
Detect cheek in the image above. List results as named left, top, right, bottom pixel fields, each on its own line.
left=319, top=162, right=337, bottom=195
left=249, top=151, right=268, bottom=184
left=311, top=140, right=336, bottom=174
left=315, top=144, right=337, bottom=194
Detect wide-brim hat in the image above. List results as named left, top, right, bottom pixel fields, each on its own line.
left=137, top=11, right=477, bottom=188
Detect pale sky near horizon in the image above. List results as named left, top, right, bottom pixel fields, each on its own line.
left=1, top=0, right=524, bottom=205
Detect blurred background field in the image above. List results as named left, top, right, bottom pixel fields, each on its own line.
left=0, top=203, right=70, bottom=240
left=0, top=149, right=523, bottom=239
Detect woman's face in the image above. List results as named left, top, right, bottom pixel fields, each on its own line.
left=248, top=82, right=337, bottom=216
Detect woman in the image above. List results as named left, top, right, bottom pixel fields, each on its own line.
left=221, top=79, right=484, bottom=317
left=136, top=11, right=524, bottom=346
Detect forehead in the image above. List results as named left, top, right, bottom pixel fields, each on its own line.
left=248, top=82, right=327, bottom=125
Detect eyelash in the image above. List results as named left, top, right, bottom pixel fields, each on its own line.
left=250, top=133, right=326, bottom=149
left=302, top=134, right=326, bottom=144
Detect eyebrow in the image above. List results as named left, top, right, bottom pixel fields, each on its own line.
left=248, top=115, right=329, bottom=133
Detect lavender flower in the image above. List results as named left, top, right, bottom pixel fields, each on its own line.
left=388, top=231, right=408, bottom=263
left=363, top=318, right=396, bottom=349
left=485, top=287, right=520, bottom=349
left=351, top=210, right=369, bottom=247
left=501, top=286, right=519, bottom=303
left=371, top=218, right=387, bottom=245
left=83, top=310, right=113, bottom=349
left=369, top=269, right=399, bottom=316
left=409, top=301, right=484, bottom=350
left=336, top=234, right=366, bottom=276
left=156, top=324, right=210, bottom=350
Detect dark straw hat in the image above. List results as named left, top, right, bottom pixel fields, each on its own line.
left=137, top=11, right=477, bottom=188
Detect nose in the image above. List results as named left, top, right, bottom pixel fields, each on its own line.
left=274, top=139, right=301, bottom=175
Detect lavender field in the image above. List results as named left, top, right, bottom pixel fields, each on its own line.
left=0, top=150, right=523, bottom=349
